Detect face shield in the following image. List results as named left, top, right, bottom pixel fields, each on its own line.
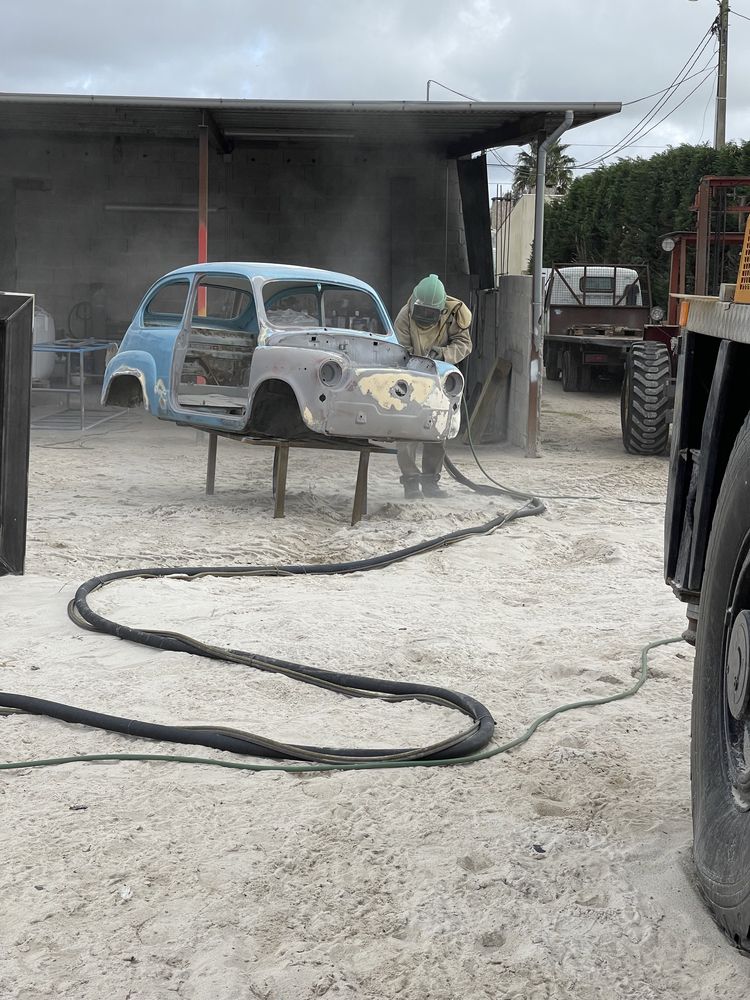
left=411, top=302, right=441, bottom=328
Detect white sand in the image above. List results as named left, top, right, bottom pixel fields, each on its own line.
left=1, top=383, right=747, bottom=998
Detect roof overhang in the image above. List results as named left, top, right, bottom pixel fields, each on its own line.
left=0, top=94, right=621, bottom=156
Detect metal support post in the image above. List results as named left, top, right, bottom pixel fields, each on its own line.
left=714, top=0, right=729, bottom=150
left=197, top=122, right=209, bottom=316
left=526, top=110, right=574, bottom=458
left=205, top=432, right=217, bottom=495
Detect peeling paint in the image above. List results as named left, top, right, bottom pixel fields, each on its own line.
left=356, top=372, right=445, bottom=413
left=301, top=405, right=323, bottom=431
left=154, top=378, right=168, bottom=411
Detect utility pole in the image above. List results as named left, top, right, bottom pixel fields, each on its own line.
left=714, top=0, right=729, bottom=148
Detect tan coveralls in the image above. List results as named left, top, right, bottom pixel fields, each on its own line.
left=393, top=295, right=473, bottom=481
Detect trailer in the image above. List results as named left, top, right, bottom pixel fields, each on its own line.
left=544, top=265, right=649, bottom=391
left=543, top=264, right=677, bottom=454
left=665, top=221, right=750, bottom=951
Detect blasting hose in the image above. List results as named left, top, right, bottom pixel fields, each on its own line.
left=0, top=408, right=678, bottom=775
left=0, top=457, right=544, bottom=766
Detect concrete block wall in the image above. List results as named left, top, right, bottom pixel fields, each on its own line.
left=0, top=131, right=469, bottom=340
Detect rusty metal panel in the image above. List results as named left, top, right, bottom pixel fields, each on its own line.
left=0, top=292, right=33, bottom=575
left=547, top=304, right=650, bottom=335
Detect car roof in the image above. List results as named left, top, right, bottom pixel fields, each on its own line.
left=165, top=261, right=378, bottom=291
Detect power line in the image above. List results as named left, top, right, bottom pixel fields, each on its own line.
left=576, top=26, right=714, bottom=167
left=730, top=6, right=750, bottom=21
left=576, top=29, right=716, bottom=169
left=699, top=56, right=718, bottom=143
left=577, top=29, right=714, bottom=167
left=571, top=69, right=718, bottom=175
left=622, top=62, right=723, bottom=106
left=423, top=79, right=517, bottom=170
left=611, top=66, right=716, bottom=156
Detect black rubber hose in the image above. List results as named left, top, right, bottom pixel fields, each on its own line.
left=0, top=689, right=491, bottom=762
left=0, top=453, right=544, bottom=764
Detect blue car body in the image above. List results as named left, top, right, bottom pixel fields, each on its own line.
left=102, top=262, right=464, bottom=443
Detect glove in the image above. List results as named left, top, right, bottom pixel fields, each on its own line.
left=427, top=348, right=444, bottom=360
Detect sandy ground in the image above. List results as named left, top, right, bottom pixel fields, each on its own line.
left=1, top=381, right=748, bottom=999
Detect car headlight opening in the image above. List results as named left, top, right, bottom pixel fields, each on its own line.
left=319, top=360, right=344, bottom=387
left=443, top=372, right=463, bottom=396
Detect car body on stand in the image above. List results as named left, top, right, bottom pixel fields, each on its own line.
left=102, top=263, right=464, bottom=444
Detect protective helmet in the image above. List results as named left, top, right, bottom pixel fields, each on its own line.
left=411, top=274, right=446, bottom=327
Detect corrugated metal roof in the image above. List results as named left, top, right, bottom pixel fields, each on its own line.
left=0, top=94, right=620, bottom=154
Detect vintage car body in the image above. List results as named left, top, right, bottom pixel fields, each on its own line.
left=102, top=263, right=464, bottom=442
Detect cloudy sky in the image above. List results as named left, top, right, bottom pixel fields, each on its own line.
left=2, top=0, right=748, bottom=188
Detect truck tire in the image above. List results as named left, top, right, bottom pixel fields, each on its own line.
left=561, top=349, right=580, bottom=392
left=546, top=347, right=561, bottom=381
left=561, top=349, right=592, bottom=392
left=692, top=415, right=750, bottom=952
left=620, top=341, right=670, bottom=455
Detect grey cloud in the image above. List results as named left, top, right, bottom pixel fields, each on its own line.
left=0, top=0, right=747, bottom=177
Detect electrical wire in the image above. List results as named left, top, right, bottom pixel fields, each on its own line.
left=575, top=63, right=717, bottom=172
left=424, top=79, right=516, bottom=171
left=576, top=26, right=716, bottom=169
left=608, top=67, right=717, bottom=159
left=699, top=61, right=718, bottom=144
left=622, top=62, right=724, bottom=106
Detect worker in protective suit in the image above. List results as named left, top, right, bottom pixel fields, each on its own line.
left=393, top=274, right=472, bottom=499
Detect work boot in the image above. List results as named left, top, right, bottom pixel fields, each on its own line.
left=420, top=475, right=449, bottom=499
left=400, top=475, right=422, bottom=500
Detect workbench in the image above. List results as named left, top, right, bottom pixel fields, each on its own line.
left=203, top=431, right=393, bottom=525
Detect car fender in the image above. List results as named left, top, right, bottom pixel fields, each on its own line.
left=102, top=352, right=163, bottom=413
left=248, top=344, right=346, bottom=433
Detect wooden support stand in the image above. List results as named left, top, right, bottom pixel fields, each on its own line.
left=204, top=432, right=376, bottom=526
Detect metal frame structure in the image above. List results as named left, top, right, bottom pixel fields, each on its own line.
left=659, top=177, right=750, bottom=324
left=30, top=339, right=122, bottom=431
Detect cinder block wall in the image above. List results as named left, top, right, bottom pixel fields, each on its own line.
left=0, top=132, right=469, bottom=339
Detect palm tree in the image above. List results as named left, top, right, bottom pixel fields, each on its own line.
left=512, top=142, right=576, bottom=200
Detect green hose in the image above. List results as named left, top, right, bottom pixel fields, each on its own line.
left=0, top=636, right=683, bottom=774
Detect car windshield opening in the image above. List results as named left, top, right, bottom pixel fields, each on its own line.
left=263, top=281, right=386, bottom=335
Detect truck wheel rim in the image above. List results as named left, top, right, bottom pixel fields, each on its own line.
left=723, top=543, right=750, bottom=809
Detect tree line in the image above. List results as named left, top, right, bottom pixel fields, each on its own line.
left=543, top=141, right=750, bottom=308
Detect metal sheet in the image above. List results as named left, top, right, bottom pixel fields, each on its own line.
left=0, top=95, right=621, bottom=153
left=0, top=292, right=33, bottom=575
left=456, top=154, right=494, bottom=289
left=686, top=298, right=750, bottom=344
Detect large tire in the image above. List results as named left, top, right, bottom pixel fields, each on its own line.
left=561, top=349, right=580, bottom=392
left=546, top=347, right=561, bottom=381
left=620, top=341, right=670, bottom=455
left=692, top=415, right=750, bottom=952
